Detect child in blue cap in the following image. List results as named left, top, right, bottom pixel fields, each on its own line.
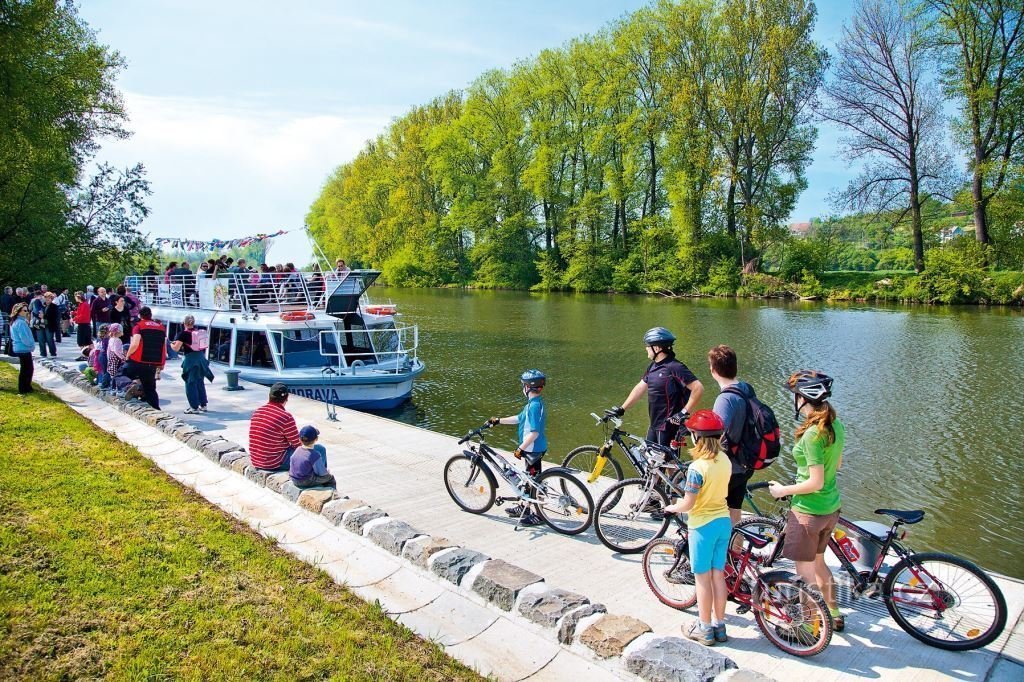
left=289, top=425, right=336, bottom=488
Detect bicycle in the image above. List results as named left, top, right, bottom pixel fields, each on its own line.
left=642, top=516, right=833, bottom=657
left=733, top=484, right=1008, bottom=651
left=443, top=422, right=595, bottom=535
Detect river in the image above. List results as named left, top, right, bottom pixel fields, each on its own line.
left=373, top=287, right=1024, bottom=578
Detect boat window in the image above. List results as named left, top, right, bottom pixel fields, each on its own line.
left=342, top=315, right=376, bottom=364
left=278, top=329, right=336, bottom=368
left=209, top=327, right=232, bottom=364
left=235, top=330, right=273, bottom=368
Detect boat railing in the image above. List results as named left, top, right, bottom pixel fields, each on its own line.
left=317, top=324, right=419, bottom=375
left=127, top=271, right=373, bottom=315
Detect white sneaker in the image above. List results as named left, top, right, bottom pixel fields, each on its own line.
left=198, top=405, right=208, bottom=413
left=184, top=407, right=199, bottom=415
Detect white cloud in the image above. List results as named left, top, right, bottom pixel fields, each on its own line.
left=95, top=92, right=390, bottom=264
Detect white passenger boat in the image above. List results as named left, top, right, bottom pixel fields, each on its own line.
left=129, top=268, right=424, bottom=409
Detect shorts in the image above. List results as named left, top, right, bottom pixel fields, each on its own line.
left=781, top=509, right=840, bottom=562
left=726, top=469, right=754, bottom=510
left=688, top=516, right=731, bottom=574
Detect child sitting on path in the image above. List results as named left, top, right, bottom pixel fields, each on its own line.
left=663, top=410, right=732, bottom=646
left=289, top=425, right=336, bottom=488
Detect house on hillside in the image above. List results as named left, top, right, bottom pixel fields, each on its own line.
left=789, top=222, right=812, bottom=238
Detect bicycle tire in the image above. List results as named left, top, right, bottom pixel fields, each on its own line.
left=883, top=551, right=1008, bottom=651
left=534, top=468, right=594, bottom=535
left=443, top=454, right=496, bottom=514
left=593, top=478, right=671, bottom=553
left=745, top=481, right=788, bottom=521
left=753, top=571, right=833, bottom=657
left=733, top=516, right=785, bottom=566
left=642, top=538, right=696, bottom=610
left=561, top=445, right=624, bottom=511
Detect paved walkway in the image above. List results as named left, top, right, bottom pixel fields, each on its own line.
left=39, top=346, right=1024, bottom=680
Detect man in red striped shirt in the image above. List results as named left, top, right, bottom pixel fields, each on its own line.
left=248, top=383, right=301, bottom=470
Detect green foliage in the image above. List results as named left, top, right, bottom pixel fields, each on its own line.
left=915, top=238, right=988, bottom=303
left=701, top=257, right=741, bottom=295
left=779, top=238, right=826, bottom=282
left=737, top=273, right=789, bottom=297
left=875, top=247, right=916, bottom=271
left=797, top=270, right=824, bottom=298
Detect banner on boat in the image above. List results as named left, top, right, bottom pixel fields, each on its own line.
left=198, top=278, right=231, bottom=310
left=152, top=229, right=294, bottom=252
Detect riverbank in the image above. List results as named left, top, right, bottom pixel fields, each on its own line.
left=0, top=366, right=480, bottom=681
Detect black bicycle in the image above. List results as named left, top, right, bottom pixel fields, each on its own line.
left=736, top=483, right=1008, bottom=651
left=443, top=422, right=594, bottom=535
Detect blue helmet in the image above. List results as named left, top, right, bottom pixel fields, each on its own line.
left=643, top=327, right=676, bottom=346
left=520, top=369, right=546, bottom=389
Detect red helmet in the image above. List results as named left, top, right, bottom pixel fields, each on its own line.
left=685, top=409, right=725, bottom=438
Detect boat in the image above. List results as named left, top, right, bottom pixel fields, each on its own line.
left=128, top=268, right=424, bottom=409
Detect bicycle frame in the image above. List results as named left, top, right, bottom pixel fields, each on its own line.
left=461, top=434, right=544, bottom=505
left=585, top=412, right=690, bottom=483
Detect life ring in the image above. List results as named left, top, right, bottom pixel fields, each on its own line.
left=280, top=311, right=315, bottom=322
left=365, top=305, right=396, bottom=315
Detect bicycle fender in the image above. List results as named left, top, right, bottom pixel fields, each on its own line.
left=757, top=568, right=800, bottom=585
left=542, top=466, right=578, bottom=477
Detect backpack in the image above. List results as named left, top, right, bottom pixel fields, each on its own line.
left=190, top=328, right=209, bottom=351
left=721, top=384, right=782, bottom=471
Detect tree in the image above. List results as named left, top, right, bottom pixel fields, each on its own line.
left=0, top=0, right=146, bottom=286
left=927, top=0, right=1024, bottom=244
left=821, top=0, right=954, bottom=273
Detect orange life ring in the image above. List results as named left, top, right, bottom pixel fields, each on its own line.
left=280, top=311, right=315, bottom=322
left=365, top=305, right=396, bottom=315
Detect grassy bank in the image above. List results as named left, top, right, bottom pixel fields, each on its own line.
left=0, top=365, right=481, bottom=681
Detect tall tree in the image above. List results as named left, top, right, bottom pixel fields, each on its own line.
left=820, top=0, right=952, bottom=273
left=927, top=0, right=1024, bottom=244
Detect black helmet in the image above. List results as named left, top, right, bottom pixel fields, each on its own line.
left=643, top=327, right=676, bottom=346
left=520, top=369, right=546, bottom=389
left=786, top=370, right=833, bottom=404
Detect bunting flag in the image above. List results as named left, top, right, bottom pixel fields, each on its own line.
left=152, top=229, right=293, bottom=252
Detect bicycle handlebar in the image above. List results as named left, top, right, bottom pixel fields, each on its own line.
left=458, top=421, right=494, bottom=445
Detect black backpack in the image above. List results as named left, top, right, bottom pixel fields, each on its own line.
left=721, top=384, right=782, bottom=471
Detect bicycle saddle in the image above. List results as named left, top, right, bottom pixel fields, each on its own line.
left=874, top=509, right=925, bottom=524
left=734, top=526, right=771, bottom=549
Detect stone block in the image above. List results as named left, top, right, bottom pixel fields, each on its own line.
left=471, top=560, right=543, bottom=611
left=143, top=411, right=171, bottom=426
left=714, top=670, right=774, bottom=682
left=229, top=455, right=251, bottom=474
left=430, top=548, right=488, bottom=586
left=366, top=520, right=422, bottom=555
left=518, top=588, right=590, bottom=628
left=342, top=507, right=387, bottom=534
left=244, top=465, right=271, bottom=486
left=402, top=535, right=456, bottom=568
left=219, top=450, right=247, bottom=469
left=203, top=440, right=241, bottom=460
left=580, top=614, right=652, bottom=658
left=185, top=433, right=216, bottom=450
left=557, top=602, right=607, bottom=644
left=625, top=636, right=737, bottom=682
left=320, top=498, right=366, bottom=525
left=297, top=488, right=336, bottom=513
left=265, top=472, right=300, bottom=501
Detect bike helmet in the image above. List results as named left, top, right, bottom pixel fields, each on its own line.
left=643, top=327, right=676, bottom=347
left=786, top=370, right=833, bottom=417
left=520, top=369, right=546, bottom=389
left=684, top=409, right=725, bottom=438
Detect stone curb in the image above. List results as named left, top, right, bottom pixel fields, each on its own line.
left=38, top=357, right=761, bottom=682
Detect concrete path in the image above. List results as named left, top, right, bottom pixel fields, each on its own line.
left=37, top=347, right=1024, bottom=680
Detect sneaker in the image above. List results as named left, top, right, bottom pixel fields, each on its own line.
left=197, top=405, right=208, bottom=413
left=833, top=613, right=845, bottom=632
left=713, top=623, right=728, bottom=643
left=684, top=621, right=716, bottom=646
left=518, top=512, right=544, bottom=527
left=184, top=407, right=199, bottom=414
left=123, top=381, right=144, bottom=401
left=505, top=504, right=525, bottom=518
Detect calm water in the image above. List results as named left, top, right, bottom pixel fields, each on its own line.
left=375, top=287, right=1024, bottom=578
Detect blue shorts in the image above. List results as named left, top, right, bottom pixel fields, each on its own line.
left=688, top=516, right=732, bottom=574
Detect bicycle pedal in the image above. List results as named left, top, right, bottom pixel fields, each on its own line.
left=735, top=604, right=751, bottom=615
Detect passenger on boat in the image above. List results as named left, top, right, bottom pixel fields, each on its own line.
left=249, top=383, right=301, bottom=471
left=289, top=425, right=335, bottom=489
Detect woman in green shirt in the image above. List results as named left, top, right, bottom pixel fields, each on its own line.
left=769, top=370, right=845, bottom=632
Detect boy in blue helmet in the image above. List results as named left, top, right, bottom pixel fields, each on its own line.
left=489, top=369, right=548, bottom=527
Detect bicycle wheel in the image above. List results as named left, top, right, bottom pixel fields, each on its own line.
left=561, top=445, right=624, bottom=510
left=642, top=537, right=696, bottom=610
left=593, top=478, right=671, bottom=553
left=733, top=516, right=785, bottom=566
left=534, top=468, right=594, bottom=535
left=745, top=481, right=788, bottom=521
left=883, top=551, right=1007, bottom=651
left=753, top=571, right=832, bottom=657
left=443, top=455, right=496, bottom=514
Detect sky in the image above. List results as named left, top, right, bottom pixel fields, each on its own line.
left=79, top=0, right=859, bottom=266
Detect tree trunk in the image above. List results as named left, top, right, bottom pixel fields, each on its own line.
left=619, top=200, right=628, bottom=249
left=647, top=137, right=658, bottom=217
left=971, top=154, right=990, bottom=244
left=726, top=177, right=737, bottom=238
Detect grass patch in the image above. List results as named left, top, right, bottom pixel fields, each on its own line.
left=0, top=364, right=482, bottom=681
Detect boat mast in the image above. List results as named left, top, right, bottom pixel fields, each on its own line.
left=304, top=227, right=332, bottom=272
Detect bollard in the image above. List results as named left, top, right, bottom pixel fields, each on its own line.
left=223, top=369, right=245, bottom=391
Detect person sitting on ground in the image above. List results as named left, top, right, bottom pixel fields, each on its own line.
left=289, top=425, right=336, bottom=488
left=488, top=369, right=549, bottom=527
left=249, top=383, right=301, bottom=471
left=663, top=410, right=732, bottom=647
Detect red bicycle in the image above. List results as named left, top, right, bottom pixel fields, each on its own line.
left=643, top=518, right=833, bottom=657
